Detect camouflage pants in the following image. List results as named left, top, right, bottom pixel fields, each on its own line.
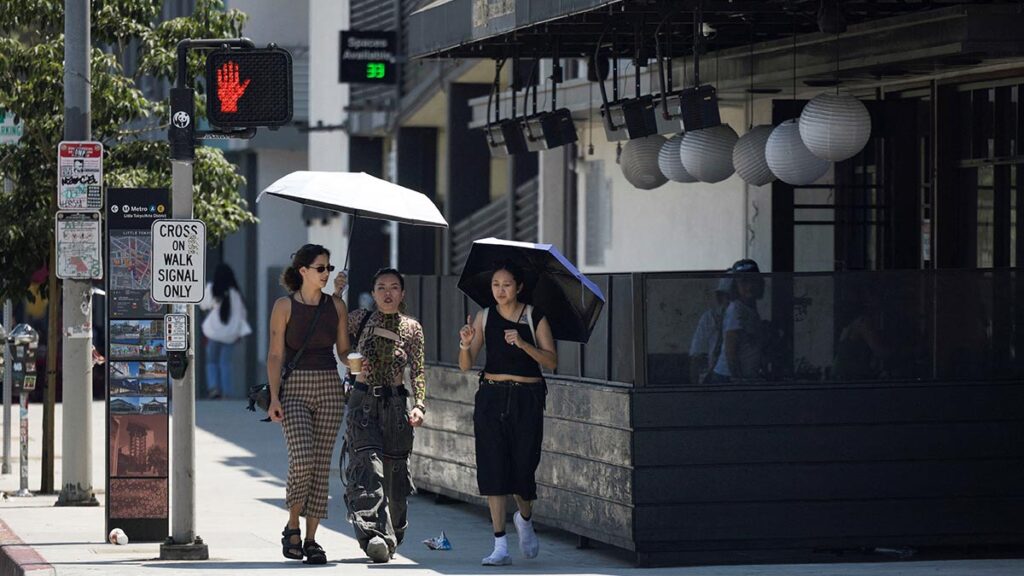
left=342, top=387, right=416, bottom=555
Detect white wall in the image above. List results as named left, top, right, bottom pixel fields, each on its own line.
left=576, top=104, right=752, bottom=273
left=255, top=151, right=308, bottom=364
left=228, top=0, right=309, bottom=47
left=306, top=0, right=349, bottom=279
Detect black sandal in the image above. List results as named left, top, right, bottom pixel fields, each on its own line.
left=303, top=540, right=327, bottom=565
left=281, top=525, right=303, bottom=560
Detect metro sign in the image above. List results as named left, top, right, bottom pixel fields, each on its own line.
left=206, top=47, right=293, bottom=128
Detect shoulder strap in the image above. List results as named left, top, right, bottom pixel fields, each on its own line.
left=354, top=309, right=373, bottom=348
left=525, top=305, right=537, bottom=344
left=283, top=295, right=326, bottom=380
left=482, top=307, right=489, bottom=334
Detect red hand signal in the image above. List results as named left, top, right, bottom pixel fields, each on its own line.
left=216, top=60, right=251, bottom=113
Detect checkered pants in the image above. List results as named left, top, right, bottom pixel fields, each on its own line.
left=281, top=369, right=345, bottom=519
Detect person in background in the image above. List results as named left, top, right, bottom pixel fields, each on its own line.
left=266, top=245, right=349, bottom=564
left=709, top=259, right=766, bottom=383
left=199, top=263, right=252, bottom=399
left=688, top=273, right=732, bottom=384
left=458, top=260, right=558, bottom=566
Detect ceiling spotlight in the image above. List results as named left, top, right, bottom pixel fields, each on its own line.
left=523, top=108, right=578, bottom=152
left=602, top=96, right=659, bottom=141
left=679, top=85, right=722, bottom=132
left=486, top=119, right=529, bottom=157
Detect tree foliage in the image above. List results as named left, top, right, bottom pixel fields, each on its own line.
left=0, top=0, right=257, bottom=303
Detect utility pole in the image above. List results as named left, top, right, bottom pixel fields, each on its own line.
left=56, top=0, right=99, bottom=508
left=160, top=37, right=274, bottom=560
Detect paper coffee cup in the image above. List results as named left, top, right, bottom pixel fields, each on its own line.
left=347, top=352, right=364, bottom=374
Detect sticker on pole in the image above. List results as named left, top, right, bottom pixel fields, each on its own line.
left=164, top=313, right=189, bottom=351
left=58, top=141, right=103, bottom=210
left=56, top=211, right=103, bottom=279
left=151, top=219, right=205, bottom=304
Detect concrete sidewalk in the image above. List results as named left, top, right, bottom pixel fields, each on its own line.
left=1, top=400, right=1022, bottom=575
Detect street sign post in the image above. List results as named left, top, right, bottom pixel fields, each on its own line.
left=150, top=220, right=206, bottom=304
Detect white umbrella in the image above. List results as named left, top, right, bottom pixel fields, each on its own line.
left=257, top=171, right=448, bottom=228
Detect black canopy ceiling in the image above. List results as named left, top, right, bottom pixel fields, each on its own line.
left=410, top=1, right=1024, bottom=60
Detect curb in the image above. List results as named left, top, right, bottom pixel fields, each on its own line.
left=0, top=518, right=54, bottom=576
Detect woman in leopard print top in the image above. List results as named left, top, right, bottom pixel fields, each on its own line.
left=341, top=268, right=426, bottom=563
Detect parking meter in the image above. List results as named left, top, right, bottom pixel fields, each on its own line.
left=8, top=323, right=37, bottom=497
left=9, top=323, right=39, bottom=391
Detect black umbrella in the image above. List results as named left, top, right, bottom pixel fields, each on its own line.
left=457, top=238, right=605, bottom=343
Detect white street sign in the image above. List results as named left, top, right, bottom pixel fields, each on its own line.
left=58, top=141, right=103, bottom=210
left=151, top=219, right=206, bottom=304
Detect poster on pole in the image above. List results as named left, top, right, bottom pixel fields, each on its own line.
left=105, top=187, right=170, bottom=542
left=58, top=141, right=103, bottom=210
left=55, top=211, right=103, bottom=280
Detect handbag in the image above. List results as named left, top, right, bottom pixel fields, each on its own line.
left=247, top=295, right=327, bottom=414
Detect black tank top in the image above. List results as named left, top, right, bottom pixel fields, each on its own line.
left=483, top=305, right=544, bottom=378
left=285, top=295, right=339, bottom=370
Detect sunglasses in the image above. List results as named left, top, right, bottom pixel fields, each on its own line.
left=306, top=265, right=336, bottom=274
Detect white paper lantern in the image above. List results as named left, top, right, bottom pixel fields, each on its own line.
left=766, top=119, right=830, bottom=185
left=799, top=92, right=871, bottom=161
left=657, top=134, right=698, bottom=183
left=680, top=124, right=738, bottom=183
left=732, top=125, right=776, bottom=186
left=620, top=135, right=669, bottom=190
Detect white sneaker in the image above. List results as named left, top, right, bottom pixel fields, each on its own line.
left=481, top=550, right=511, bottom=566
left=514, top=511, right=539, bottom=559
left=482, top=535, right=511, bottom=566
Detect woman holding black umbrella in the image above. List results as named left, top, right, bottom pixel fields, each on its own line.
left=458, top=260, right=558, bottom=566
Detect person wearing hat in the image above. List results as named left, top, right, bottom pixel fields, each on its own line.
left=688, top=273, right=733, bottom=384
left=709, top=259, right=766, bottom=383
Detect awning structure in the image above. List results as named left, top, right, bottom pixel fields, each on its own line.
left=410, top=1, right=1024, bottom=61
left=410, top=0, right=621, bottom=60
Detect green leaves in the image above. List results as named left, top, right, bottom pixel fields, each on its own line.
left=0, top=0, right=257, bottom=302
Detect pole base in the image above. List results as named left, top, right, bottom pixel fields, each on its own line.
left=11, top=489, right=33, bottom=498
left=56, top=483, right=100, bottom=506
left=160, top=537, right=209, bottom=560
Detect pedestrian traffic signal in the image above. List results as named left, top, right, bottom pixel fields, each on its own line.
left=206, top=47, right=293, bottom=128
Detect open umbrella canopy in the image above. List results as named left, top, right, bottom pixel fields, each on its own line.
left=256, top=171, right=448, bottom=228
left=458, top=238, right=605, bottom=343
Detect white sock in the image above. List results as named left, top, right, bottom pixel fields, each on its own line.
left=493, top=535, right=508, bottom=554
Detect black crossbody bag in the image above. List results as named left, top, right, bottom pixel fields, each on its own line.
left=247, top=296, right=327, bottom=415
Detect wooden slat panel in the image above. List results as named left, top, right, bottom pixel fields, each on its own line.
left=425, top=367, right=632, bottom=431
left=634, top=459, right=1024, bottom=504
left=411, top=455, right=635, bottom=548
left=544, top=376, right=632, bottom=430
left=633, top=384, right=1024, bottom=428
left=634, top=497, right=1024, bottom=542
left=418, top=393, right=631, bottom=468
left=634, top=421, right=1024, bottom=466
